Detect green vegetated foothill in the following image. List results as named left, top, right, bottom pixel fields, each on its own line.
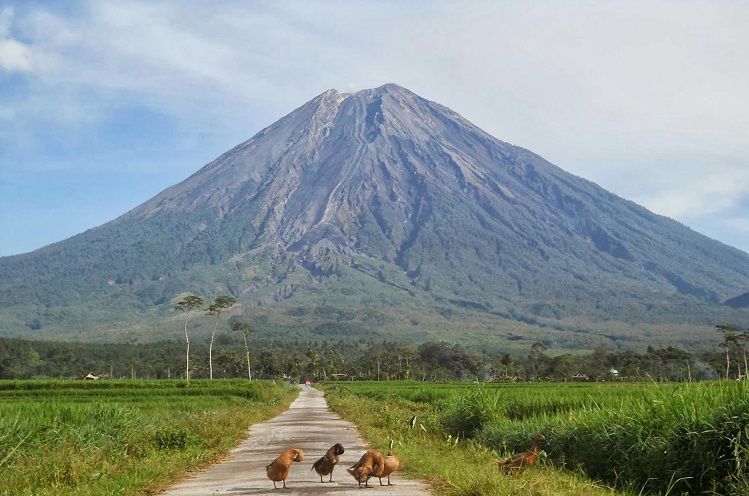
left=0, top=379, right=297, bottom=496
left=321, top=381, right=748, bottom=496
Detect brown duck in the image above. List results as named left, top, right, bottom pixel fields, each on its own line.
left=378, top=452, right=400, bottom=485
left=497, top=435, right=545, bottom=476
left=266, top=448, right=304, bottom=489
left=347, top=450, right=385, bottom=488
left=311, top=443, right=345, bottom=483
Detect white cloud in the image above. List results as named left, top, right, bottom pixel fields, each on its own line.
left=11, top=1, right=748, bottom=151
left=0, top=6, right=33, bottom=72
left=638, top=168, right=749, bottom=219
left=0, top=38, right=31, bottom=71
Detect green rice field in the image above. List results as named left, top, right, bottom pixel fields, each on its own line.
left=2, top=378, right=745, bottom=495
left=0, top=379, right=296, bottom=496
left=322, top=381, right=749, bottom=495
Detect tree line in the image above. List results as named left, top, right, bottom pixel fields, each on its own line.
left=0, top=324, right=745, bottom=381
left=172, top=293, right=246, bottom=382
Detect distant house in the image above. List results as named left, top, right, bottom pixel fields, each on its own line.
left=82, top=372, right=100, bottom=380
left=608, top=368, right=619, bottom=377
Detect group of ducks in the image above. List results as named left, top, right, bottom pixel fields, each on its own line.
left=265, top=443, right=401, bottom=489
left=265, top=434, right=545, bottom=489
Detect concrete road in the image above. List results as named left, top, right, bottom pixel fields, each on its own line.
left=162, top=386, right=430, bottom=495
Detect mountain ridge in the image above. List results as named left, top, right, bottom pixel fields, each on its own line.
left=1, top=83, right=747, bottom=348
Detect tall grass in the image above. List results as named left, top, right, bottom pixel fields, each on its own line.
left=471, top=382, right=749, bottom=494
left=441, top=385, right=504, bottom=437
left=0, top=379, right=296, bottom=496
left=323, top=382, right=621, bottom=496
left=326, top=381, right=748, bottom=495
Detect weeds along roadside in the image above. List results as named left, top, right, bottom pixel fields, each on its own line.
left=320, top=382, right=622, bottom=496
left=472, top=382, right=749, bottom=495
left=321, top=381, right=748, bottom=496
left=0, top=379, right=297, bottom=496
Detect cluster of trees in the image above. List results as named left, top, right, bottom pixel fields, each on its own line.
left=172, top=293, right=253, bottom=381
left=168, top=291, right=749, bottom=385
left=715, top=324, right=749, bottom=380
left=0, top=337, right=473, bottom=381
left=509, top=345, right=703, bottom=382
left=487, top=326, right=747, bottom=382
left=1, top=324, right=746, bottom=382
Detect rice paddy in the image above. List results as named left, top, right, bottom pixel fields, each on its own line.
left=0, top=379, right=296, bottom=496
left=321, top=381, right=749, bottom=495
left=2, top=378, right=745, bottom=495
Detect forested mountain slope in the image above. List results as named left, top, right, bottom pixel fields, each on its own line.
left=1, top=84, right=746, bottom=349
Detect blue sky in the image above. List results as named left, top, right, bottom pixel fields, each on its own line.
left=1, top=0, right=748, bottom=256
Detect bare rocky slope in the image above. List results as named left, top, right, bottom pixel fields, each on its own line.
left=1, top=84, right=746, bottom=349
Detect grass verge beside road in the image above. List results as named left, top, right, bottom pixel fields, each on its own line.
left=321, top=382, right=621, bottom=496
left=0, top=379, right=297, bottom=496
left=322, top=381, right=748, bottom=495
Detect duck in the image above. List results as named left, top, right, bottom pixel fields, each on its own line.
left=311, top=443, right=345, bottom=483
left=497, top=435, right=545, bottom=476
left=266, top=448, right=304, bottom=489
left=347, top=450, right=385, bottom=488
left=378, top=452, right=400, bottom=485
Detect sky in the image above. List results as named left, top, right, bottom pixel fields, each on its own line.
left=1, top=0, right=748, bottom=256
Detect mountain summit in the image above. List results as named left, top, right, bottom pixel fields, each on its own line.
left=1, top=84, right=747, bottom=348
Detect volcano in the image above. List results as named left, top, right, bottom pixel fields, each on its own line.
left=1, top=84, right=747, bottom=349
